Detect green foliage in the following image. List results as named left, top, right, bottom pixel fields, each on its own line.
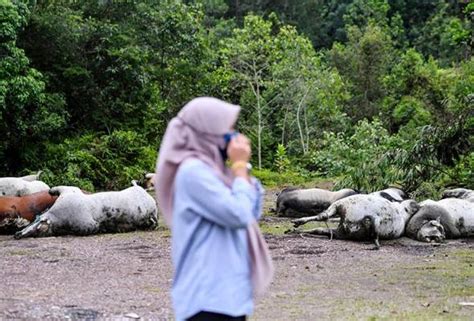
left=343, top=0, right=390, bottom=30
left=414, top=1, right=472, bottom=66
left=217, top=14, right=349, bottom=168
left=0, top=0, right=66, bottom=174
left=393, top=115, right=472, bottom=193
left=309, top=119, right=408, bottom=191
left=0, top=0, right=470, bottom=196
left=329, top=23, right=394, bottom=121
left=252, top=168, right=308, bottom=188
left=446, top=152, right=474, bottom=188
left=392, top=96, right=432, bottom=132
left=19, top=1, right=211, bottom=135
left=274, top=144, right=290, bottom=173
left=39, top=131, right=157, bottom=191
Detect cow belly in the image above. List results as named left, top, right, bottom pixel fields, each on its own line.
left=377, top=216, right=405, bottom=239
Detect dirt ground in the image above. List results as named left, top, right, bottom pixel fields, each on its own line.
left=1, top=188, right=473, bottom=320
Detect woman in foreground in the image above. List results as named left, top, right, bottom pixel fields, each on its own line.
left=155, top=97, right=274, bottom=321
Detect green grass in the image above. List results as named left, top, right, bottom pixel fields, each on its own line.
left=6, top=249, right=34, bottom=256
left=259, top=219, right=337, bottom=236
left=253, top=168, right=331, bottom=188
left=342, top=248, right=474, bottom=321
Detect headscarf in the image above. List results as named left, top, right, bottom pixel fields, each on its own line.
left=155, top=97, right=274, bottom=298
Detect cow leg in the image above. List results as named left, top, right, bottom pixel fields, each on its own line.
left=14, top=217, right=51, bottom=239
left=373, top=236, right=380, bottom=250
left=292, top=205, right=337, bottom=227
left=362, top=216, right=380, bottom=250
left=275, top=204, right=286, bottom=216
left=291, top=215, right=319, bottom=227
left=302, top=227, right=339, bottom=238
left=286, top=227, right=342, bottom=240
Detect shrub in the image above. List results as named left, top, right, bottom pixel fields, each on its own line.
left=308, top=119, right=408, bottom=191
left=38, top=130, right=157, bottom=191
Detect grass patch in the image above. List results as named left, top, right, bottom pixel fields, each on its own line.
left=154, top=226, right=171, bottom=238
left=7, top=249, right=34, bottom=256
left=259, top=220, right=294, bottom=235
left=253, top=169, right=331, bottom=188
left=402, top=248, right=474, bottom=297
left=259, top=219, right=336, bottom=236
left=143, top=286, right=163, bottom=294
left=331, top=297, right=469, bottom=321
left=323, top=247, right=474, bottom=321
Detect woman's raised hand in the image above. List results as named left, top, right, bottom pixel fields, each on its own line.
left=227, top=134, right=251, bottom=164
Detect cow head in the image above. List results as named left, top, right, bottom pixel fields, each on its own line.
left=144, top=173, right=155, bottom=191
left=416, top=217, right=446, bottom=243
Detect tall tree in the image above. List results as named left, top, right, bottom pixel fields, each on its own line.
left=218, top=15, right=276, bottom=169
left=0, top=0, right=66, bottom=174
left=329, top=24, right=394, bottom=121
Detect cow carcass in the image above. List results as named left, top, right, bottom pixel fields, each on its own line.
left=15, top=181, right=158, bottom=238
left=274, top=187, right=358, bottom=218
left=441, top=188, right=474, bottom=203
left=0, top=191, right=58, bottom=234
left=289, top=194, right=419, bottom=248
left=0, top=171, right=49, bottom=196
left=369, top=187, right=408, bottom=202
left=406, top=198, right=474, bottom=243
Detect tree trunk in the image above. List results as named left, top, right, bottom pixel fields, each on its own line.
left=296, top=87, right=311, bottom=154
left=304, top=103, right=309, bottom=153
left=281, top=104, right=290, bottom=145
left=256, top=79, right=262, bottom=169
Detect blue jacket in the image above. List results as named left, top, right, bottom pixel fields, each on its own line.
left=171, top=159, right=264, bottom=321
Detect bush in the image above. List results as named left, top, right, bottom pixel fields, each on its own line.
left=38, top=130, right=157, bottom=191
left=307, top=119, right=408, bottom=191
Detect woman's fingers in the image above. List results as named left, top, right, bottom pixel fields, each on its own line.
left=227, top=134, right=251, bottom=162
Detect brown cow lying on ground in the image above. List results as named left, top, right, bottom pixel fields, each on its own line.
left=0, top=191, right=58, bottom=234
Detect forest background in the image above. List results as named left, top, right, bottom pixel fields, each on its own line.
left=1, top=0, right=472, bottom=198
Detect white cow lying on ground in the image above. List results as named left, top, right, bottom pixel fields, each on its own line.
left=15, top=181, right=158, bottom=238
left=289, top=194, right=419, bottom=249
left=0, top=171, right=49, bottom=196
left=406, top=198, right=474, bottom=243
left=19, top=171, right=44, bottom=182
left=441, top=188, right=474, bottom=203
left=369, top=187, right=408, bottom=202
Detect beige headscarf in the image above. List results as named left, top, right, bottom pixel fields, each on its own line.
left=155, top=97, right=274, bottom=298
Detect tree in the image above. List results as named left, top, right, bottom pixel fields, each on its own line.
left=269, top=25, right=348, bottom=155
left=0, top=0, right=66, bottom=174
left=217, top=14, right=276, bottom=169
left=414, top=1, right=471, bottom=66
left=329, top=24, right=394, bottom=121
left=19, top=1, right=212, bottom=137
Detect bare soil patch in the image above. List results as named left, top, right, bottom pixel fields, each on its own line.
left=1, top=187, right=473, bottom=320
